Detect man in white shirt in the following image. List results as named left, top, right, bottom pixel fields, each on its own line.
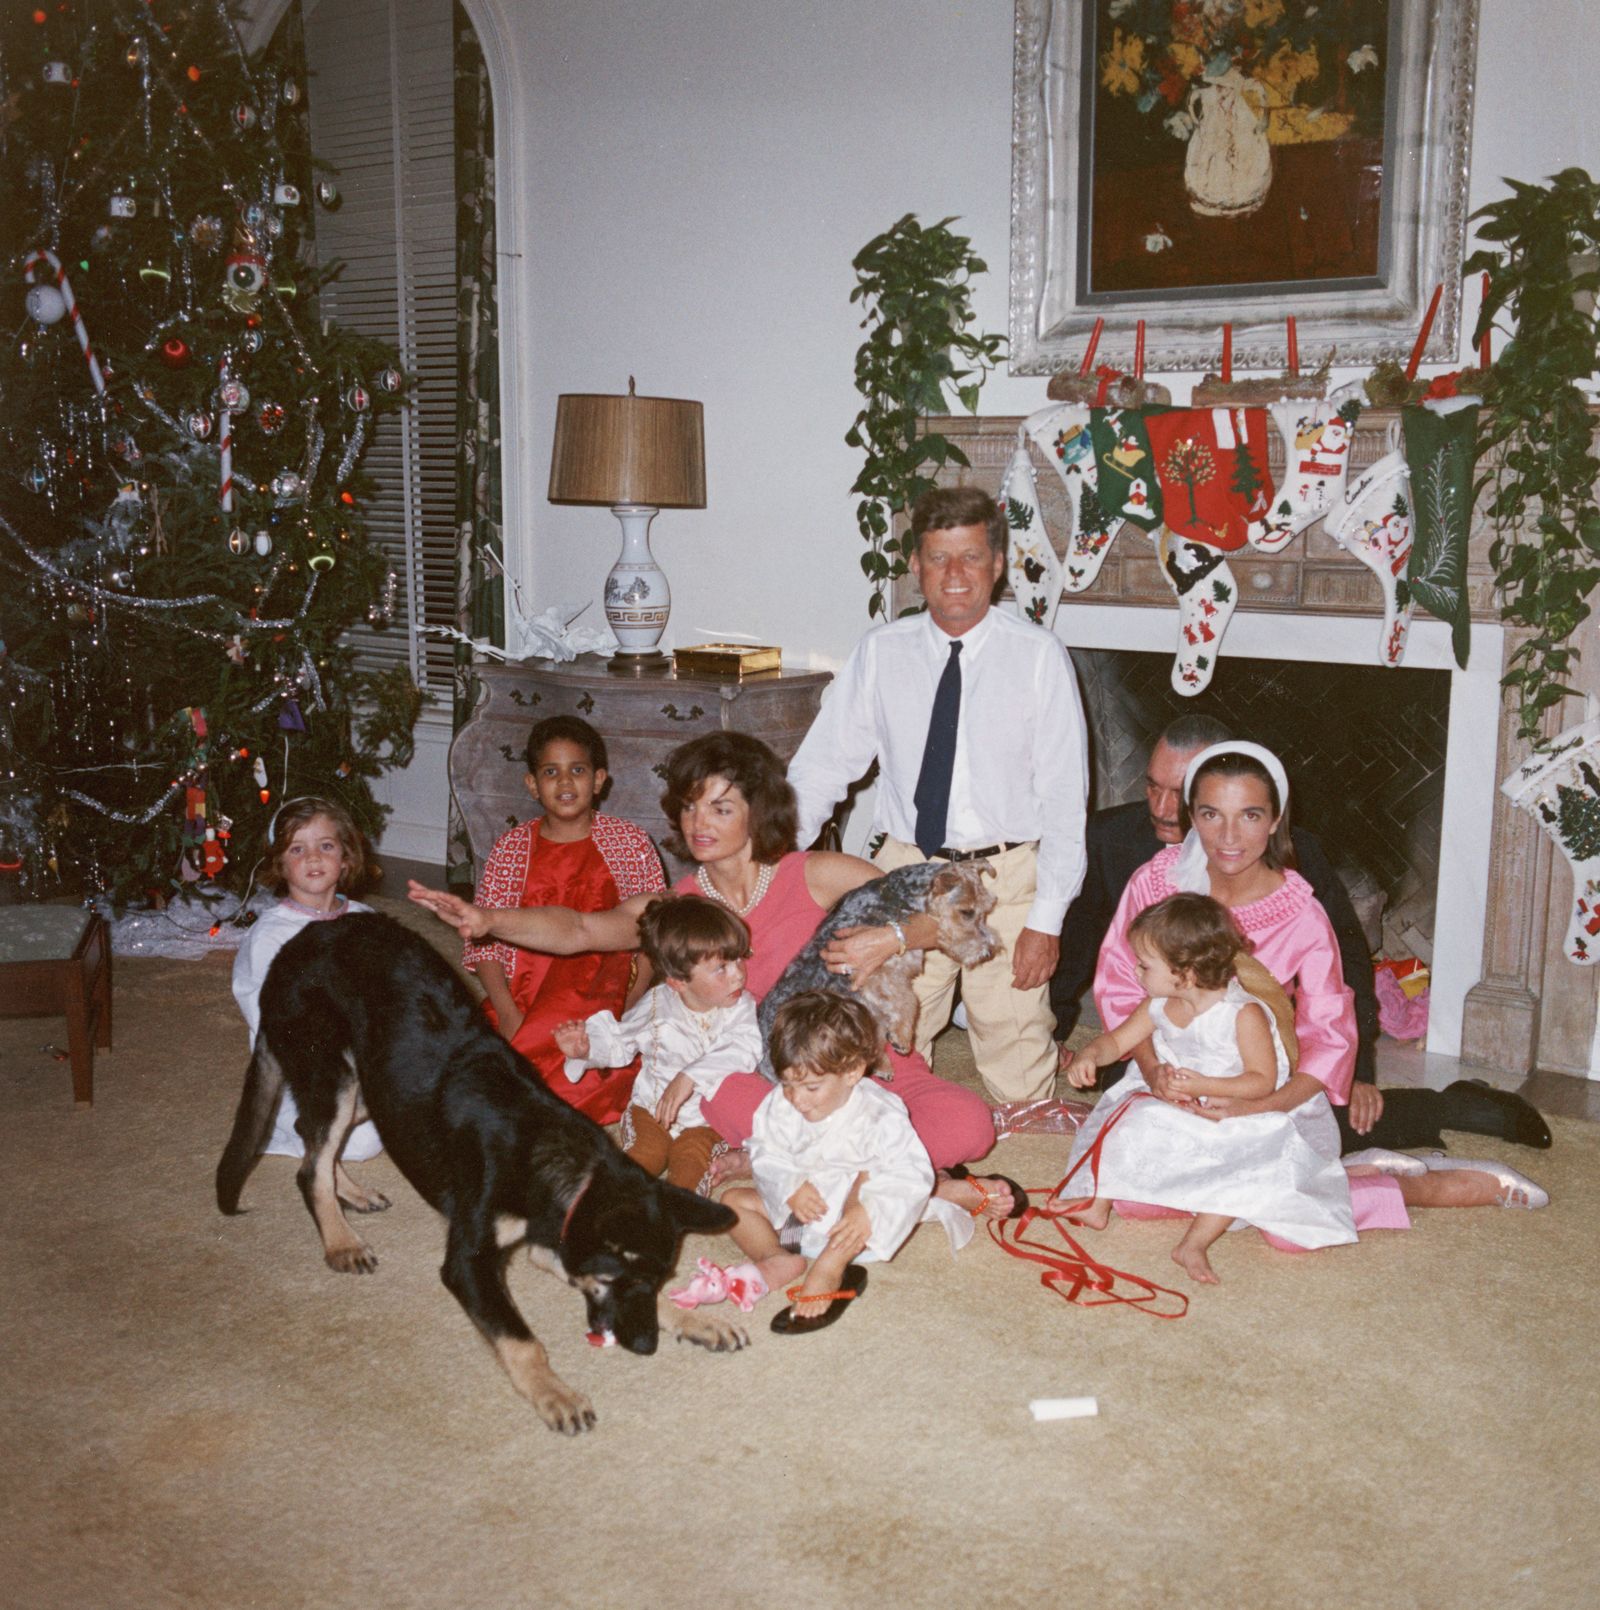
left=789, top=487, right=1089, bottom=1103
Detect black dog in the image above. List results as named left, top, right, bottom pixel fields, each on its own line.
left=215, top=913, right=741, bottom=1435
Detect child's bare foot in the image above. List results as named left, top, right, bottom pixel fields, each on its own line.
left=706, top=1146, right=752, bottom=1189
left=1050, top=1195, right=1110, bottom=1229
left=936, top=1170, right=1025, bottom=1219
left=1171, top=1237, right=1220, bottom=1285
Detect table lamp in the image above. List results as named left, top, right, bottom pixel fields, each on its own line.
left=547, top=379, right=706, bottom=671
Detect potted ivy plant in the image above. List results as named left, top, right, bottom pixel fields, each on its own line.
left=846, top=214, right=1005, bottom=618
left=1466, top=167, right=1600, bottom=745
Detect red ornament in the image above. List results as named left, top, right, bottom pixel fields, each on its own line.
left=160, top=335, right=191, bottom=368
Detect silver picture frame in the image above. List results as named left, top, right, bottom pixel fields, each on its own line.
left=1009, top=0, right=1481, bottom=375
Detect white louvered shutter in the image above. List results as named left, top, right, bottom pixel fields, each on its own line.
left=301, top=0, right=459, bottom=694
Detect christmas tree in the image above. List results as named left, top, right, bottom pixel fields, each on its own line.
left=0, top=0, right=419, bottom=906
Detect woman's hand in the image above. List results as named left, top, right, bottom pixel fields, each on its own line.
left=819, top=924, right=901, bottom=985
left=1347, top=1081, right=1384, bottom=1135
left=407, top=880, right=490, bottom=941
left=654, top=1071, right=693, bottom=1130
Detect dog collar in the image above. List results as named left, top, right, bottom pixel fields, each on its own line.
left=559, top=1174, right=593, bottom=1246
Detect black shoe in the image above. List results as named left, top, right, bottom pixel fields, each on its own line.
left=1438, top=1079, right=1552, bottom=1150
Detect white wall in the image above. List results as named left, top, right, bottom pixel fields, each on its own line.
left=268, top=0, right=1600, bottom=859
left=487, top=0, right=1600, bottom=674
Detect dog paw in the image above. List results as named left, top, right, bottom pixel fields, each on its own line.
left=325, top=1242, right=379, bottom=1274
left=534, top=1383, right=597, bottom=1436
left=672, top=1307, right=750, bottom=1353
left=342, top=1187, right=391, bottom=1215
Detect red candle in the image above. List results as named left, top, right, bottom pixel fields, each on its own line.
left=1404, top=283, right=1444, bottom=380
left=1221, top=323, right=1232, bottom=383
left=1479, top=272, right=1492, bottom=369
left=1079, top=317, right=1104, bottom=375
left=1134, top=319, right=1145, bottom=378
left=1286, top=315, right=1298, bottom=377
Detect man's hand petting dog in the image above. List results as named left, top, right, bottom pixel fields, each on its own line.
left=216, top=913, right=743, bottom=1437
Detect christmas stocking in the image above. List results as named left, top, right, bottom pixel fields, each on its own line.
left=1088, top=407, right=1166, bottom=533
left=1255, top=392, right=1363, bottom=552
left=1401, top=397, right=1480, bottom=670
left=1143, top=407, right=1274, bottom=551
left=1153, top=526, right=1238, bottom=695
left=1502, top=717, right=1600, bottom=964
left=1325, top=449, right=1416, bottom=667
left=1021, top=403, right=1123, bottom=595
left=999, top=427, right=1064, bottom=628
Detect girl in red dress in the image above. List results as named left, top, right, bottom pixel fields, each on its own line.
left=464, top=716, right=665, bottom=1122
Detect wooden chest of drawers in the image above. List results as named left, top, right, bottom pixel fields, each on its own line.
left=448, top=657, right=832, bottom=880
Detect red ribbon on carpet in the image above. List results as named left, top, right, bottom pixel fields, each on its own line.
left=988, top=1093, right=1190, bottom=1319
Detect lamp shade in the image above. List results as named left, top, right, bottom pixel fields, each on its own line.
left=548, top=386, right=706, bottom=508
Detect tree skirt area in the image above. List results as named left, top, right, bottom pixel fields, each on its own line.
left=2, top=900, right=1595, bottom=1610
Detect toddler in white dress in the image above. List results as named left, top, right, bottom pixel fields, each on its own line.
left=1055, top=891, right=1353, bottom=1284
left=714, top=991, right=972, bottom=1335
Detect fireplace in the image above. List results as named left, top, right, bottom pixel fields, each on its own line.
left=1071, top=647, right=1451, bottom=962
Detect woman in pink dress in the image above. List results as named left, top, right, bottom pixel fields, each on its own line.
left=1086, top=740, right=1548, bottom=1261
left=411, top=733, right=1018, bottom=1217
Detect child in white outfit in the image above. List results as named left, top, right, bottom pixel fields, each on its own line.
left=554, top=895, right=761, bottom=1191
left=231, top=796, right=382, bottom=1161
left=1055, top=891, right=1353, bottom=1285
left=717, top=991, right=973, bottom=1336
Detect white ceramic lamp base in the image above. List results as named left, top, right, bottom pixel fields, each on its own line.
left=603, top=503, right=671, bottom=665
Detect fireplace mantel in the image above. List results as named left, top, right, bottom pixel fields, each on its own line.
left=902, top=411, right=1597, bottom=1081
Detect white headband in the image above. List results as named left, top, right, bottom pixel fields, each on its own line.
left=1182, top=742, right=1290, bottom=812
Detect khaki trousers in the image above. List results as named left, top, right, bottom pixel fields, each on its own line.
left=874, top=836, right=1059, bottom=1104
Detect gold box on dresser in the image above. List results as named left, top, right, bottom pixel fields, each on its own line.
left=672, top=643, right=782, bottom=676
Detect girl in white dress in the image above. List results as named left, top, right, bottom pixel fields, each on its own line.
left=1055, top=891, right=1354, bottom=1285
left=231, top=797, right=382, bottom=1161
left=716, top=992, right=973, bottom=1335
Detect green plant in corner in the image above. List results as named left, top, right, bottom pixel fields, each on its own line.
left=1466, top=167, right=1600, bottom=745
left=846, top=214, right=1006, bottom=618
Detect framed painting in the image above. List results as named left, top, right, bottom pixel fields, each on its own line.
left=1009, top=0, right=1480, bottom=374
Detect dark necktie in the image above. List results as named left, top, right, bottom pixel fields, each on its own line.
left=914, top=639, right=963, bottom=857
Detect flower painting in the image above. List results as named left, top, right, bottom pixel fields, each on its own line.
left=1087, top=0, right=1391, bottom=296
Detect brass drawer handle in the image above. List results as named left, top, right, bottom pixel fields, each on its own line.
left=508, top=688, right=541, bottom=708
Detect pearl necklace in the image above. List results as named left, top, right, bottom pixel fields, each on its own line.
left=696, top=860, right=774, bottom=916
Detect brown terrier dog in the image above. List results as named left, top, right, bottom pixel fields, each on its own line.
left=757, top=860, right=998, bottom=1072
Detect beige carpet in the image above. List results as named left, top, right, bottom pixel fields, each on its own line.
left=3, top=900, right=1597, bottom=1610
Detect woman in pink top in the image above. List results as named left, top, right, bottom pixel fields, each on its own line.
left=1091, top=741, right=1548, bottom=1231
left=411, top=733, right=1016, bottom=1217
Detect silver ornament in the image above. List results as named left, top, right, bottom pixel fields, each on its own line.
left=108, top=192, right=137, bottom=219
left=270, top=471, right=305, bottom=501
left=108, top=568, right=135, bottom=589
left=26, top=466, right=49, bottom=493
left=273, top=182, right=301, bottom=206
left=233, top=102, right=258, bottom=131
left=42, top=62, right=72, bottom=86
left=190, top=215, right=223, bottom=250
left=227, top=528, right=248, bottom=555
left=280, top=79, right=302, bottom=107
left=375, top=367, right=403, bottom=393
left=241, top=328, right=263, bottom=353
left=186, top=411, right=214, bottom=441
left=25, top=283, right=67, bottom=325
left=316, top=179, right=341, bottom=209
left=344, top=384, right=371, bottom=412
left=218, top=378, right=250, bottom=411
left=253, top=530, right=273, bottom=556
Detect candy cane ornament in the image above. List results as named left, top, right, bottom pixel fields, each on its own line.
left=22, top=249, right=106, bottom=395
left=217, top=359, right=234, bottom=513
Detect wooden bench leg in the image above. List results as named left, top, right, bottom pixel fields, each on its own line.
left=94, top=947, right=113, bottom=1050
left=63, top=964, right=94, bottom=1105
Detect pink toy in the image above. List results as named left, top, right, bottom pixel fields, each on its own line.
left=668, top=1257, right=768, bottom=1313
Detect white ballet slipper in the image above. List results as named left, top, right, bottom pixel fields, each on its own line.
left=1343, top=1146, right=1428, bottom=1177
left=1420, top=1152, right=1550, bottom=1209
